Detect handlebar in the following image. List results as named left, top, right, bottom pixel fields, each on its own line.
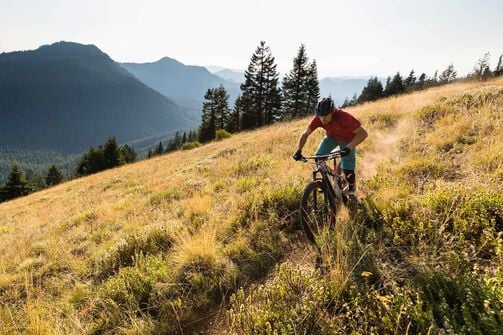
left=298, top=148, right=341, bottom=162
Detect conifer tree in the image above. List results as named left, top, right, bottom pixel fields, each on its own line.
left=495, top=55, right=503, bottom=77
left=383, top=76, right=392, bottom=97
left=240, top=41, right=282, bottom=129
left=389, top=72, right=405, bottom=95
left=439, top=64, right=457, bottom=83
left=228, top=95, right=244, bottom=133
left=103, top=137, right=123, bottom=168
left=174, top=132, right=182, bottom=149
left=472, top=52, right=490, bottom=80
left=404, top=70, right=416, bottom=90
left=155, top=141, right=164, bottom=155
left=417, top=73, right=427, bottom=89
left=349, top=93, right=358, bottom=106
left=341, top=97, right=350, bottom=108
left=120, top=144, right=137, bottom=163
left=357, top=76, right=383, bottom=103
left=182, top=132, right=187, bottom=144
left=281, top=44, right=309, bottom=120
left=199, top=89, right=217, bottom=143
left=45, top=164, right=64, bottom=186
left=214, top=85, right=231, bottom=130
left=76, top=147, right=105, bottom=176
left=1, top=163, right=31, bottom=201
left=305, top=60, right=320, bottom=115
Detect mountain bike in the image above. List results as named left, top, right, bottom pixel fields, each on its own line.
left=297, top=148, right=355, bottom=244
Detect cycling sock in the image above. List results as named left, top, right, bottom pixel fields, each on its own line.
left=343, top=169, right=356, bottom=192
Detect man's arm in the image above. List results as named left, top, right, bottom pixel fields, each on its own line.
left=296, top=126, right=314, bottom=152
left=347, top=126, right=368, bottom=150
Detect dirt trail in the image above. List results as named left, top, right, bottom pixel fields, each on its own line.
left=359, top=117, right=410, bottom=181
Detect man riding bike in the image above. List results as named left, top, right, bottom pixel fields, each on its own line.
left=293, top=97, right=368, bottom=199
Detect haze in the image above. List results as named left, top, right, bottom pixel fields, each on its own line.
left=0, top=0, right=502, bottom=77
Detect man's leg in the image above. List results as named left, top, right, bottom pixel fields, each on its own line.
left=338, top=141, right=357, bottom=195
left=315, top=135, right=339, bottom=157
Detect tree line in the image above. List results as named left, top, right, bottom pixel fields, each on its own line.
left=0, top=137, right=137, bottom=203
left=343, top=52, right=503, bottom=107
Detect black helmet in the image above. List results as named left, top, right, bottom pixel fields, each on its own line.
left=315, top=97, right=334, bottom=116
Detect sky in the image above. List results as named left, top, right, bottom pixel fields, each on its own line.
left=0, top=0, right=502, bottom=78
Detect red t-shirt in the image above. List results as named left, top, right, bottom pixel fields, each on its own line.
left=308, top=108, right=361, bottom=142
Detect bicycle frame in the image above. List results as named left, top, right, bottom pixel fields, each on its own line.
left=304, top=149, right=348, bottom=208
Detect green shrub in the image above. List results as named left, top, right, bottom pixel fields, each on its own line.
left=215, top=129, right=232, bottom=141
left=148, top=253, right=237, bottom=333
left=396, top=156, right=452, bottom=186
left=232, top=156, right=271, bottom=175
left=149, top=188, right=183, bottom=206
left=228, top=262, right=338, bottom=334
left=415, top=271, right=503, bottom=334
left=226, top=220, right=286, bottom=281
left=363, top=112, right=399, bottom=129
left=337, top=283, right=432, bottom=334
left=448, top=89, right=503, bottom=110
left=414, top=104, right=453, bottom=129
left=91, top=255, right=170, bottom=334
left=181, top=141, right=201, bottom=150
left=94, top=227, right=173, bottom=279
left=235, top=177, right=262, bottom=193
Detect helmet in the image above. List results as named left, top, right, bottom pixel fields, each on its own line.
left=315, top=97, right=334, bottom=116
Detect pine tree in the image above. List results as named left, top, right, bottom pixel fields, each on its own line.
left=182, top=132, right=187, bottom=145
left=240, top=41, right=282, bottom=129
left=416, top=73, right=427, bottom=89
left=154, top=141, right=164, bottom=155
left=495, top=55, right=503, bottom=77
left=25, top=169, right=46, bottom=191
left=103, top=137, right=123, bottom=168
left=120, top=144, right=137, bottom=163
left=76, top=147, right=105, bottom=176
left=439, top=64, right=457, bottom=83
left=404, top=70, right=416, bottom=90
left=281, top=44, right=309, bottom=120
left=199, top=89, right=217, bottom=142
left=214, top=85, right=231, bottom=130
left=385, top=72, right=405, bottom=96
left=357, top=76, right=383, bottom=103
left=174, top=132, right=182, bottom=149
left=472, top=52, right=490, bottom=80
left=305, top=60, right=320, bottom=116
left=341, top=97, right=350, bottom=108
left=45, top=164, right=64, bottom=186
left=383, top=76, right=392, bottom=97
left=228, top=95, right=244, bottom=133
left=1, top=163, right=31, bottom=201
left=349, top=93, right=358, bottom=106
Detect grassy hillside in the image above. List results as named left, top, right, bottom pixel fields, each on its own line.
left=0, top=78, right=502, bottom=334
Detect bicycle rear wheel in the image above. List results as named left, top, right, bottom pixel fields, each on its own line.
left=300, top=180, right=336, bottom=244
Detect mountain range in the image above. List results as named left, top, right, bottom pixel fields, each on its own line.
left=0, top=41, right=198, bottom=154
left=121, top=58, right=241, bottom=110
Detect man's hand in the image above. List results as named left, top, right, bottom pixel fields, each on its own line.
left=340, top=146, right=352, bottom=157
left=293, top=150, right=304, bottom=161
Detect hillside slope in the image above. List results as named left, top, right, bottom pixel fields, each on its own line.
left=0, top=78, right=502, bottom=334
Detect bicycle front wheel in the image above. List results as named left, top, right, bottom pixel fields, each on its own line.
left=300, top=180, right=336, bottom=244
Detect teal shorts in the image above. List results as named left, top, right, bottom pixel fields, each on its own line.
left=315, top=135, right=356, bottom=170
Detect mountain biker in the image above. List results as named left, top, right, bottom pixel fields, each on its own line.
left=293, top=97, right=368, bottom=198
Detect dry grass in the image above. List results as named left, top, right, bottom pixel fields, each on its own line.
left=1, top=77, right=502, bottom=333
